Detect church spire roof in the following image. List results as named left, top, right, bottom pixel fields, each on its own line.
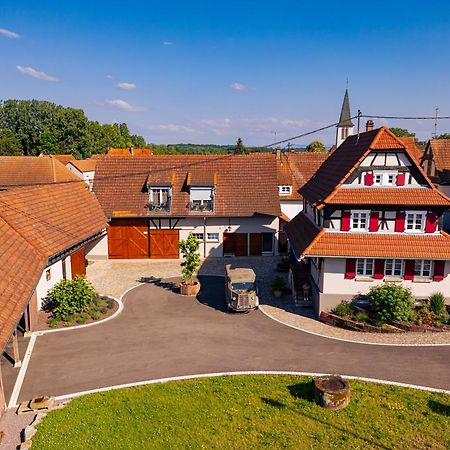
left=337, top=89, right=354, bottom=127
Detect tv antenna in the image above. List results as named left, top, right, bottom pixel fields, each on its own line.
left=433, top=107, right=439, bottom=138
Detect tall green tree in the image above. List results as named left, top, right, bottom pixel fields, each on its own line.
left=234, top=137, right=246, bottom=154
left=36, top=131, right=59, bottom=154
left=389, top=128, right=415, bottom=138
left=305, top=140, right=327, bottom=152
left=0, top=129, right=21, bottom=156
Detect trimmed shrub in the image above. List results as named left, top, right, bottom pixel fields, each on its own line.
left=429, top=292, right=445, bottom=315
left=179, top=234, right=201, bottom=284
left=368, top=284, right=414, bottom=323
left=332, top=301, right=353, bottom=317
left=354, top=311, right=369, bottom=323
left=44, top=276, right=97, bottom=320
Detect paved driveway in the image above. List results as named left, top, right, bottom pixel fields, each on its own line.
left=19, top=276, right=450, bottom=401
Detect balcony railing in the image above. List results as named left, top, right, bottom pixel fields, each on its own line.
left=189, top=199, right=214, bottom=212
left=149, top=200, right=171, bottom=212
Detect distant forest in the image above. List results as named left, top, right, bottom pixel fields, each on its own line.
left=0, top=100, right=268, bottom=158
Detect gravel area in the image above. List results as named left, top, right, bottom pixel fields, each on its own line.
left=88, top=257, right=450, bottom=345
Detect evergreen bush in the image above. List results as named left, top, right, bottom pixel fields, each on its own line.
left=368, top=284, right=414, bottom=323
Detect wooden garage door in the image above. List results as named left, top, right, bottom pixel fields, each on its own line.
left=150, top=229, right=179, bottom=259
left=223, top=233, right=248, bottom=256
left=249, top=233, right=262, bottom=256
left=108, top=219, right=149, bottom=259
left=70, top=247, right=86, bottom=278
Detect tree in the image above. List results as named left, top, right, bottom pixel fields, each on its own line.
left=436, top=133, right=450, bottom=139
left=0, top=129, right=21, bottom=155
left=389, top=128, right=415, bottom=138
left=368, top=284, right=414, bottom=323
left=305, top=140, right=327, bottom=152
left=131, top=134, right=146, bottom=148
left=36, top=131, right=59, bottom=154
left=179, top=233, right=201, bottom=285
left=234, top=137, right=246, bottom=154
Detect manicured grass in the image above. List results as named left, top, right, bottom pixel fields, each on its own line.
left=33, top=376, right=450, bottom=449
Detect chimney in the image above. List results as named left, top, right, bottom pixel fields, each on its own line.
left=365, top=120, right=374, bottom=132
left=130, top=146, right=134, bottom=156
left=275, top=147, right=282, bottom=160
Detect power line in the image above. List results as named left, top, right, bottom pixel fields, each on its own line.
left=363, top=114, right=450, bottom=120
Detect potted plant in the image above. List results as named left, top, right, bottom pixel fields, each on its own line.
left=271, top=276, right=285, bottom=298
left=179, top=233, right=201, bottom=296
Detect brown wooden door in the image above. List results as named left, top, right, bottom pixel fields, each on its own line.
left=70, top=247, right=86, bottom=278
left=234, top=233, right=248, bottom=257
left=108, top=219, right=149, bottom=259
left=223, top=233, right=235, bottom=255
left=249, top=233, right=262, bottom=256
left=150, top=229, right=179, bottom=259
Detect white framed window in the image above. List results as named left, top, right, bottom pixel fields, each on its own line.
left=150, top=187, right=171, bottom=211
left=206, top=232, right=219, bottom=241
left=279, top=185, right=292, bottom=195
left=405, top=211, right=426, bottom=232
left=351, top=210, right=370, bottom=231
left=356, top=258, right=374, bottom=277
left=373, top=172, right=397, bottom=186
left=385, top=259, right=403, bottom=277
left=192, top=233, right=204, bottom=241
left=414, top=260, right=432, bottom=278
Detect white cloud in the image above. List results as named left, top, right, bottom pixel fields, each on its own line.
left=106, top=74, right=114, bottom=80
left=106, top=99, right=145, bottom=112
left=163, top=41, right=173, bottom=46
left=230, top=82, right=247, bottom=91
left=16, top=65, right=59, bottom=81
left=201, top=118, right=232, bottom=129
left=157, top=124, right=195, bottom=133
left=0, top=28, right=20, bottom=39
left=116, top=82, right=137, bottom=90
left=281, top=119, right=311, bottom=128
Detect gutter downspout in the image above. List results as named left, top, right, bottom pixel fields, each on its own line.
left=203, top=217, right=207, bottom=258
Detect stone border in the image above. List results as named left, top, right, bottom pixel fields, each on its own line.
left=52, top=371, right=450, bottom=403
left=259, top=305, right=450, bottom=347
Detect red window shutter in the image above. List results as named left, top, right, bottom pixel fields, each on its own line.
left=341, top=210, right=351, bottom=231
left=369, top=211, right=379, bottom=232
left=433, top=260, right=445, bottom=281
left=425, top=212, right=437, bottom=233
left=345, top=259, right=356, bottom=279
left=374, top=259, right=385, bottom=279
left=394, top=211, right=405, bottom=232
left=404, top=260, right=415, bottom=280
left=364, top=173, right=374, bottom=186
left=396, top=173, right=405, bottom=186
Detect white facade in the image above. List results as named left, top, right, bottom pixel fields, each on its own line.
left=280, top=201, right=303, bottom=221
left=66, top=164, right=95, bottom=191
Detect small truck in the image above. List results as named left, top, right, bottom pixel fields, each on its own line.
left=225, top=265, right=259, bottom=312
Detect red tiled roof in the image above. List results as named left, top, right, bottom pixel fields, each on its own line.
left=93, top=154, right=281, bottom=218
left=327, top=188, right=450, bottom=206
left=107, top=148, right=153, bottom=156
left=0, top=183, right=107, bottom=351
left=285, top=213, right=450, bottom=259
left=428, top=139, right=450, bottom=172
left=276, top=151, right=328, bottom=200
left=67, top=159, right=97, bottom=172
left=398, top=137, right=423, bottom=162
left=0, top=156, right=80, bottom=188
left=299, top=128, right=441, bottom=208
left=52, top=154, right=76, bottom=166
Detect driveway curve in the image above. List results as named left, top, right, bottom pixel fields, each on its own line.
left=18, top=276, right=450, bottom=401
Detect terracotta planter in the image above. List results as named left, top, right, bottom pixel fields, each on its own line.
left=314, top=375, right=350, bottom=410
left=179, top=281, right=200, bottom=296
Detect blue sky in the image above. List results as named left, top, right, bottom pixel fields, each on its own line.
left=1, top=1, right=450, bottom=146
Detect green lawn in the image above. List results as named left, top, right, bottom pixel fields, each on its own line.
left=33, top=375, right=450, bottom=449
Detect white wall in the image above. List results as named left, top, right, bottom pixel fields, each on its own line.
left=280, top=201, right=303, bottom=220
left=66, top=165, right=95, bottom=190
left=321, top=257, right=450, bottom=300
left=35, top=258, right=72, bottom=309
left=85, top=233, right=108, bottom=260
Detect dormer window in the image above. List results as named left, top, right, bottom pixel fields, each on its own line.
left=190, top=186, right=214, bottom=212
left=279, top=185, right=292, bottom=195
left=351, top=210, right=369, bottom=231
left=405, top=211, right=425, bottom=232
left=149, top=186, right=171, bottom=212
left=372, top=172, right=397, bottom=186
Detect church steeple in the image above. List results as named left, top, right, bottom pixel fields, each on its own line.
left=336, top=89, right=354, bottom=147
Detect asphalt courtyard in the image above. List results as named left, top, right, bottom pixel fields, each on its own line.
left=17, top=276, right=450, bottom=402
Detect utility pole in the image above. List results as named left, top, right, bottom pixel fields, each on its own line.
left=433, top=107, right=439, bottom=138
left=356, top=109, right=362, bottom=144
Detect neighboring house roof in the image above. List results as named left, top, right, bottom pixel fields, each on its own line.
left=427, top=139, right=450, bottom=172
left=299, top=127, right=449, bottom=209
left=0, top=182, right=107, bottom=351
left=337, top=89, right=354, bottom=127
left=285, top=212, right=450, bottom=259
left=107, top=148, right=153, bottom=156
left=0, top=156, right=80, bottom=188
left=52, top=154, right=76, bottom=166
left=67, top=159, right=97, bottom=172
left=93, top=154, right=281, bottom=218
left=276, top=151, right=328, bottom=200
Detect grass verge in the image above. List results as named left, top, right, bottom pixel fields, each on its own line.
left=32, top=375, right=450, bottom=449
